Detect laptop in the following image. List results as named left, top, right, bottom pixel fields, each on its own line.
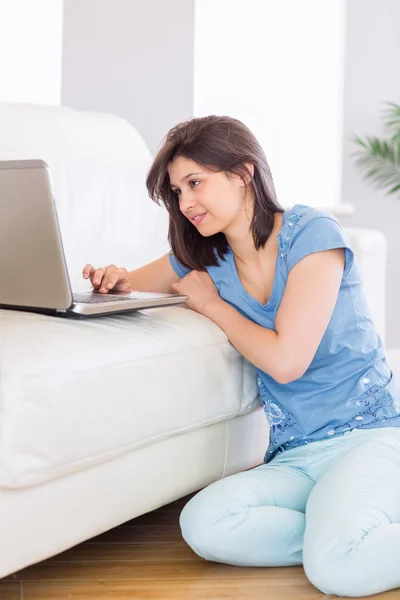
left=0, top=159, right=188, bottom=318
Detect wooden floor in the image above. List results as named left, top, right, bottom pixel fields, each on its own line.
left=1, top=495, right=400, bottom=600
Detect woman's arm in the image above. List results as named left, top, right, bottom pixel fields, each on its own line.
left=128, top=253, right=182, bottom=293
left=203, top=248, right=345, bottom=384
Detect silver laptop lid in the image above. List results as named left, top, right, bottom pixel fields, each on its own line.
left=0, top=159, right=73, bottom=311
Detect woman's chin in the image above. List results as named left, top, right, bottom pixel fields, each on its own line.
left=200, top=227, right=221, bottom=237
left=193, top=217, right=223, bottom=237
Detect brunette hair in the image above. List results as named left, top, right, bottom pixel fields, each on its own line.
left=146, top=115, right=284, bottom=271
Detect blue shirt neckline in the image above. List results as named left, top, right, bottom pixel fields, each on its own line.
left=227, top=208, right=290, bottom=309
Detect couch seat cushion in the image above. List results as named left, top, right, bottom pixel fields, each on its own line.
left=0, top=306, right=260, bottom=489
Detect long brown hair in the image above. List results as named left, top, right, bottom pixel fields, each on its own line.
left=146, top=115, right=284, bottom=271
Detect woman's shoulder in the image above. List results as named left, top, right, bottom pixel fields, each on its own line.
left=280, top=204, right=351, bottom=267
left=284, top=204, right=339, bottom=228
left=282, top=204, right=343, bottom=244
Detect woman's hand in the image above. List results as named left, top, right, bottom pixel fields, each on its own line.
left=171, top=270, right=222, bottom=315
left=82, top=264, right=132, bottom=293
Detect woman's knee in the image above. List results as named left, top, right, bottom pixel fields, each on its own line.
left=179, top=481, right=238, bottom=561
left=303, top=519, right=380, bottom=597
left=304, top=548, right=367, bottom=597
left=303, top=492, right=365, bottom=595
left=303, top=549, right=343, bottom=596
left=180, top=464, right=312, bottom=565
left=179, top=470, right=265, bottom=561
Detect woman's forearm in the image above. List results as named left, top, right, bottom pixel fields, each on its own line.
left=203, top=298, right=291, bottom=384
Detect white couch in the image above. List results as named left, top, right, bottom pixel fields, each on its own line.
left=0, top=102, right=388, bottom=579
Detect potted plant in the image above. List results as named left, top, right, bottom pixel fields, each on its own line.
left=351, top=102, right=400, bottom=198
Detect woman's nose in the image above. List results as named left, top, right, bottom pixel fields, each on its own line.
left=179, top=192, right=194, bottom=213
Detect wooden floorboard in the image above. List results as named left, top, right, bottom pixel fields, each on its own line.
left=0, top=582, right=21, bottom=600
left=1, top=495, right=400, bottom=600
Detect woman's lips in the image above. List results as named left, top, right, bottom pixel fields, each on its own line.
left=192, top=213, right=207, bottom=226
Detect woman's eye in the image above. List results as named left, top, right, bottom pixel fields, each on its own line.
left=172, top=180, right=199, bottom=196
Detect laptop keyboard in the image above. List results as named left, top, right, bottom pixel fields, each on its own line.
left=73, top=293, right=133, bottom=304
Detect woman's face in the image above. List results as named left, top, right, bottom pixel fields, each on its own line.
left=168, top=157, right=253, bottom=237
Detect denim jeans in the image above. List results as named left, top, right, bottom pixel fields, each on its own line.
left=179, top=426, right=400, bottom=597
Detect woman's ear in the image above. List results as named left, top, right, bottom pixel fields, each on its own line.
left=240, top=163, right=255, bottom=186
left=228, top=163, right=254, bottom=187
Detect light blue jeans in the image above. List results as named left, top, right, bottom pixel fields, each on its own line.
left=180, top=427, right=400, bottom=597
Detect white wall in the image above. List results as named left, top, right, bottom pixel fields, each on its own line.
left=62, top=0, right=194, bottom=154
left=194, top=0, right=346, bottom=209
left=340, top=0, right=400, bottom=349
left=0, top=0, right=64, bottom=105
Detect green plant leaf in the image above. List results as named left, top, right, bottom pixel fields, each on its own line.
left=353, top=146, right=400, bottom=194
left=391, top=131, right=400, bottom=143
left=351, top=102, right=400, bottom=198
left=383, top=102, right=400, bottom=130
left=350, top=134, right=368, bottom=149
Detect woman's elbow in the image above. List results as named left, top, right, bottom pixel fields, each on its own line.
left=273, top=362, right=306, bottom=385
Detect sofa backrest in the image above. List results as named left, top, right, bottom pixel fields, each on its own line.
left=0, top=102, right=169, bottom=291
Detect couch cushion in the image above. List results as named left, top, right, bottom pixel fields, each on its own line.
left=0, top=306, right=260, bottom=490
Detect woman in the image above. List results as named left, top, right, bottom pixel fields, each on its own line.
left=83, top=116, right=400, bottom=597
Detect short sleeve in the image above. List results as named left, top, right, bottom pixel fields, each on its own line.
left=287, top=215, right=354, bottom=276
left=168, top=251, right=191, bottom=278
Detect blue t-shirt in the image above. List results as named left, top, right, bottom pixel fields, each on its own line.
left=169, top=204, right=400, bottom=462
